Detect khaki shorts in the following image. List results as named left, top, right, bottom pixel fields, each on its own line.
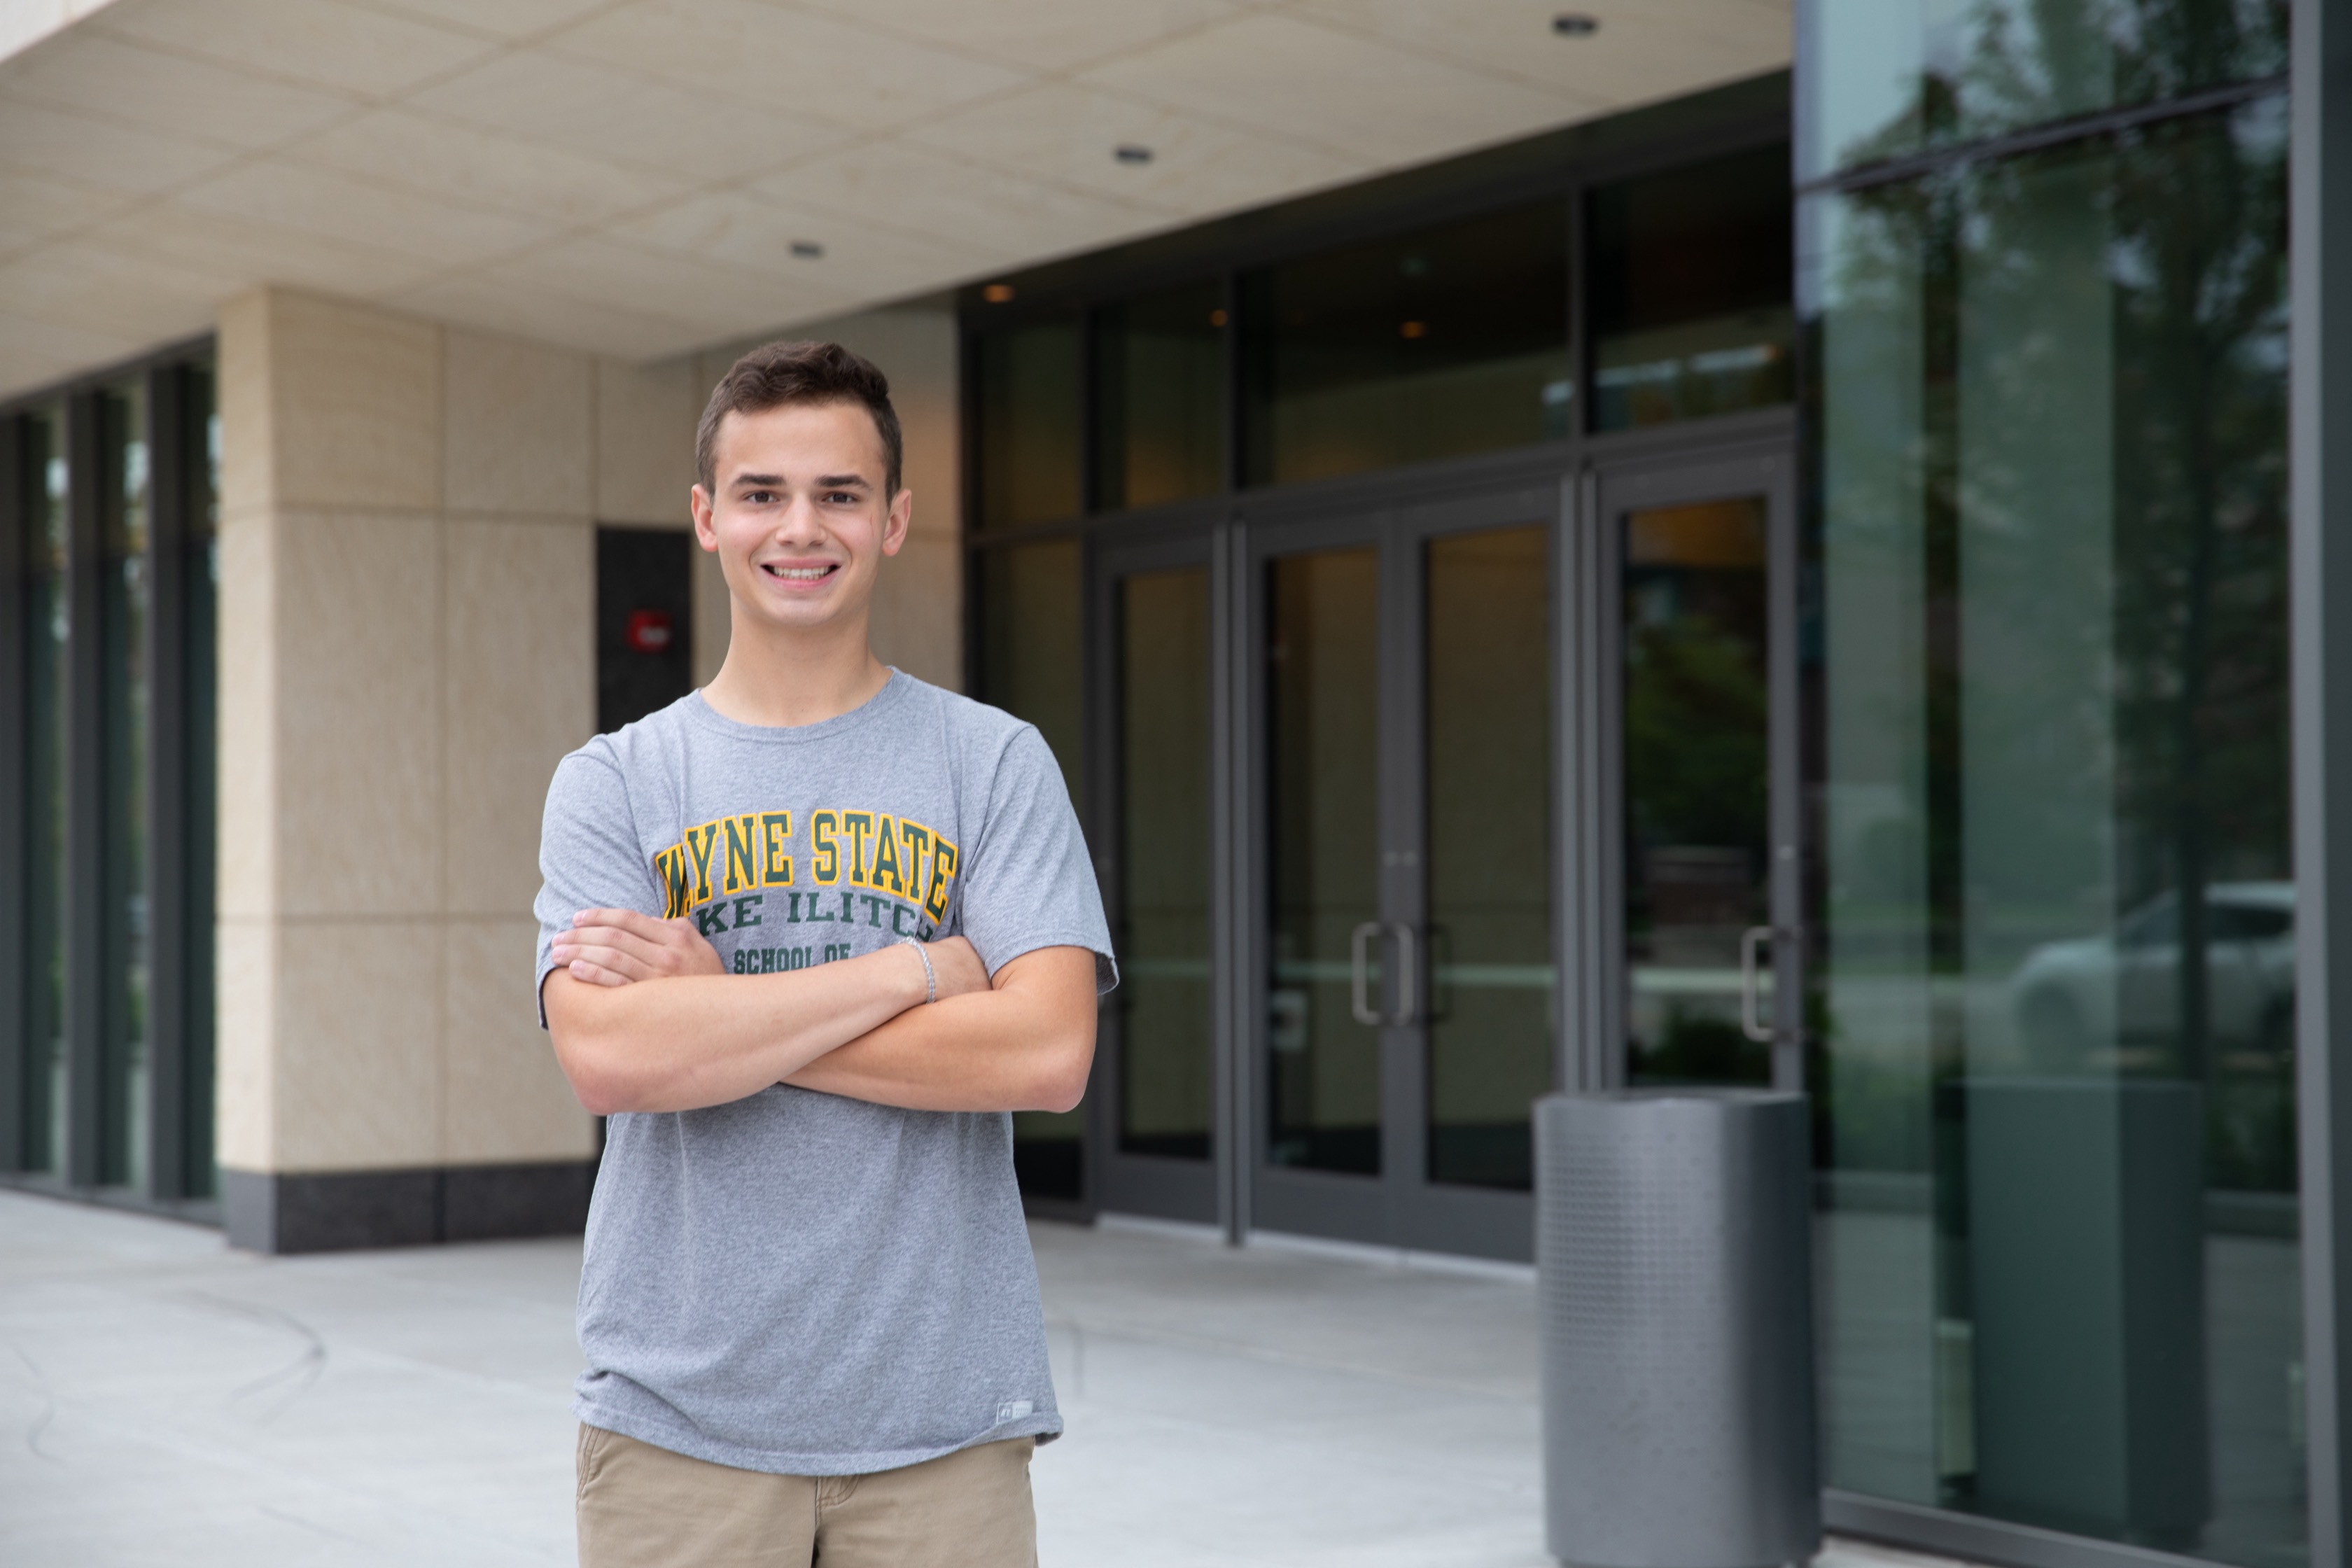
left=575, top=1423, right=1037, bottom=1568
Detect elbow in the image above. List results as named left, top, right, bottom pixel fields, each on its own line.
left=1030, top=1021, right=1096, bottom=1115
left=553, top=1032, right=640, bottom=1117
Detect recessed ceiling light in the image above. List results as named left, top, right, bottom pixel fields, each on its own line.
left=1209, top=308, right=1228, bottom=328
left=790, top=240, right=823, bottom=259
left=983, top=283, right=1016, bottom=304
left=1552, top=13, right=1599, bottom=36
left=1400, top=320, right=1429, bottom=340
left=1114, top=144, right=1154, bottom=164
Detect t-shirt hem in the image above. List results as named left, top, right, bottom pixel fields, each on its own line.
left=573, top=1394, right=1065, bottom=1478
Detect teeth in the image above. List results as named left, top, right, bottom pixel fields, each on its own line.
left=766, top=566, right=831, bottom=580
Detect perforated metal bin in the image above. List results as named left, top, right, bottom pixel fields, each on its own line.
left=1536, top=1091, right=1819, bottom=1568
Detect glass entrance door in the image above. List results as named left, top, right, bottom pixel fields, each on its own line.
left=1590, top=445, right=1800, bottom=1088
left=1248, top=481, right=1560, bottom=1258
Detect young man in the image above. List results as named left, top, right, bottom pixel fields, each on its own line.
left=534, top=340, right=1113, bottom=1567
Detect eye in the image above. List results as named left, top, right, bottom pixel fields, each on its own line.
left=823, top=490, right=860, bottom=505
left=743, top=489, right=780, bottom=505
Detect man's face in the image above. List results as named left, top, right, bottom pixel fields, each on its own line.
left=690, top=400, right=909, bottom=636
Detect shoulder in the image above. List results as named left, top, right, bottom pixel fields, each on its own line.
left=890, top=674, right=1037, bottom=757
left=546, top=696, right=696, bottom=810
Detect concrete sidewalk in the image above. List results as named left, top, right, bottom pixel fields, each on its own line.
left=0, top=1189, right=1964, bottom=1567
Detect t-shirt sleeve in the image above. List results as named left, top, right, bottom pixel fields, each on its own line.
left=533, top=749, right=662, bottom=1026
left=955, top=726, right=1119, bottom=993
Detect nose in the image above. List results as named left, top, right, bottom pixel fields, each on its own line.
left=771, top=493, right=830, bottom=544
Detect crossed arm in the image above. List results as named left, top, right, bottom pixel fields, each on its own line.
left=540, top=908, right=1098, bottom=1117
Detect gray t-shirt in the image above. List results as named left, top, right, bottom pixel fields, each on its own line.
left=532, top=672, right=1114, bottom=1476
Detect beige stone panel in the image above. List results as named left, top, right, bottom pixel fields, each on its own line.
left=215, top=507, right=275, bottom=918
left=692, top=542, right=730, bottom=688
left=442, top=918, right=596, bottom=1165
left=596, top=356, right=699, bottom=526
left=872, top=534, right=961, bottom=691
left=94, top=0, right=497, bottom=99
left=276, top=507, right=442, bottom=917
left=444, top=329, right=592, bottom=518
left=218, top=293, right=274, bottom=518
left=214, top=916, right=274, bottom=1172
left=551, top=1, right=1024, bottom=134
left=272, top=917, right=442, bottom=1172
left=445, top=517, right=593, bottom=918
left=264, top=290, right=442, bottom=513
left=389, top=271, right=695, bottom=365
left=1076, top=11, right=1590, bottom=166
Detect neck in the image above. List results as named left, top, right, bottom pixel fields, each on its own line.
left=701, top=606, right=890, bottom=729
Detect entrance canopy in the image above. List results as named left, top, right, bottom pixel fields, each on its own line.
left=0, top=0, right=1788, bottom=400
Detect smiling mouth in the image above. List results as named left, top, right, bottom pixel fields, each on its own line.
left=762, top=563, right=839, bottom=583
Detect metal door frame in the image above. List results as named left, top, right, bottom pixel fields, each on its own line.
left=1236, top=470, right=1566, bottom=1259
left=1089, top=521, right=1222, bottom=1225
left=1581, top=426, right=1804, bottom=1089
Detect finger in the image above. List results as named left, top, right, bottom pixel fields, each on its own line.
left=567, top=958, right=632, bottom=988
left=562, top=927, right=680, bottom=969
left=573, top=908, right=676, bottom=941
left=560, top=943, right=654, bottom=982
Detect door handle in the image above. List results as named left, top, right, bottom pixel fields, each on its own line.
left=1350, top=921, right=1385, bottom=1026
left=1741, top=925, right=1783, bottom=1044
left=1389, top=921, right=1418, bottom=1026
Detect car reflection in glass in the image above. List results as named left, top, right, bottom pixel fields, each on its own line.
left=2009, top=883, right=2295, bottom=1072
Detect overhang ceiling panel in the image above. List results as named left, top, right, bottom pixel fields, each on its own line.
left=0, top=0, right=1791, bottom=402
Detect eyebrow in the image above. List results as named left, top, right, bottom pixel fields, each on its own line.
left=728, top=472, right=872, bottom=489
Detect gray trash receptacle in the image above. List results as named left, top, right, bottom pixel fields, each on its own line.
left=1536, top=1091, right=1818, bottom=1568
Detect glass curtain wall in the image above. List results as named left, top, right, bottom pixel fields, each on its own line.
left=4, top=357, right=218, bottom=1204
left=24, top=410, right=67, bottom=1173
left=99, top=382, right=150, bottom=1189
left=1097, top=283, right=1224, bottom=512
left=976, top=540, right=1089, bottom=1198
left=1802, top=4, right=2296, bottom=1562
left=1590, top=146, right=1796, bottom=430
left=1240, top=202, right=1572, bottom=487
left=1116, top=568, right=1214, bottom=1160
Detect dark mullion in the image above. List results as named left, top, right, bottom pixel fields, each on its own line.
left=0, top=418, right=27, bottom=1172
left=62, top=391, right=103, bottom=1188
left=1219, top=271, right=1242, bottom=496
left=144, top=367, right=189, bottom=1202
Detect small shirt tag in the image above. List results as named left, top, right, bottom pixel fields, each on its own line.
left=996, top=1399, right=1034, bottom=1423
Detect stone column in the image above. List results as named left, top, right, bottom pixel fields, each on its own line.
left=216, top=287, right=600, bottom=1252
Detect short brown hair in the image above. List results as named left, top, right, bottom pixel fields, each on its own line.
left=695, top=340, right=903, bottom=497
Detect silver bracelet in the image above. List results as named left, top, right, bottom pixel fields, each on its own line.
left=899, top=936, right=936, bottom=1004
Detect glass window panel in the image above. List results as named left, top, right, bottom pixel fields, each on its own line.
left=99, top=383, right=150, bottom=1189
left=974, top=317, right=1083, bottom=531
left=24, top=408, right=67, bottom=1175
left=1426, top=526, right=1553, bottom=1189
left=1798, top=0, right=2288, bottom=182
left=1622, top=498, right=1772, bottom=1088
left=1806, top=98, right=2296, bottom=1566
left=1266, top=548, right=1381, bottom=1175
left=1241, top=202, right=1571, bottom=488
left=1098, top=282, right=1225, bottom=512
left=183, top=365, right=218, bottom=1198
left=1116, top=568, right=1212, bottom=1160
left=1590, top=146, right=1795, bottom=433
left=976, top=539, right=1088, bottom=1198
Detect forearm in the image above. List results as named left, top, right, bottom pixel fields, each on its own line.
left=545, top=946, right=925, bottom=1114
left=785, top=947, right=1098, bottom=1113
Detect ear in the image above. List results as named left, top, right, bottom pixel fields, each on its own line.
left=690, top=484, right=720, bottom=552
left=881, top=488, right=913, bottom=557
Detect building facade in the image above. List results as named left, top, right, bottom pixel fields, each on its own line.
left=0, top=2, right=2344, bottom=1566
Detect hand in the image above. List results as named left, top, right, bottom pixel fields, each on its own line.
left=552, top=908, right=725, bottom=987
left=923, top=936, right=990, bottom=1000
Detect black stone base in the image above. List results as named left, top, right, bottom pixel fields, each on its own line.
left=222, top=1159, right=596, bottom=1254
